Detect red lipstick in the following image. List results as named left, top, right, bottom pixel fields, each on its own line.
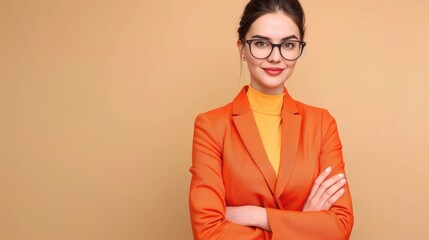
left=262, top=67, right=284, bottom=76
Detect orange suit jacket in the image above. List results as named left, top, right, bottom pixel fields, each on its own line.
left=189, top=86, right=354, bottom=240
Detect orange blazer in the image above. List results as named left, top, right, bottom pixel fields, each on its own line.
left=189, top=86, right=354, bottom=240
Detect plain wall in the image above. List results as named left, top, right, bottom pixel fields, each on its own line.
left=1, top=0, right=428, bottom=239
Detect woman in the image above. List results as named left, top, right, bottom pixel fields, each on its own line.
left=189, top=0, right=354, bottom=239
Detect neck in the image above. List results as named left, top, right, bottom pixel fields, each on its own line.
left=250, top=82, right=284, bottom=95
left=247, top=85, right=284, bottom=115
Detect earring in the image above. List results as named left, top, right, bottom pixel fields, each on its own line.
left=242, top=56, right=247, bottom=61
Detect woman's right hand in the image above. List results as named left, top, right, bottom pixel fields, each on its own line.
left=302, top=167, right=347, bottom=212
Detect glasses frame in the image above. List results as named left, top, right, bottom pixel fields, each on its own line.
left=245, top=39, right=307, bottom=61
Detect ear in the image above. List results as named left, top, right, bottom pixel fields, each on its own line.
left=236, top=39, right=245, bottom=57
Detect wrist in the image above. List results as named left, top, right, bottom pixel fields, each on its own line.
left=251, top=206, right=270, bottom=231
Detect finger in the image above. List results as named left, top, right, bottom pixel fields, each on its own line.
left=307, top=167, right=332, bottom=201
left=311, top=173, right=345, bottom=206
left=321, top=188, right=345, bottom=210
left=312, top=173, right=344, bottom=202
left=319, top=178, right=347, bottom=207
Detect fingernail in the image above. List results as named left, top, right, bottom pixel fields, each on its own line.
left=325, top=167, right=332, bottom=173
left=340, top=179, right=346, bottom=184
left=338, top=173, right=344, bottom=178
left=340, top=189, right=345, bottom=194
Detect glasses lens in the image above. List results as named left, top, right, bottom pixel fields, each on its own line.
left=249, top=40, right=272, bottom=59
left=280, top=41, right=302, bottom=60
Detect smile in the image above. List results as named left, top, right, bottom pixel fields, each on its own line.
left=262, top=67, right=284, bottom=76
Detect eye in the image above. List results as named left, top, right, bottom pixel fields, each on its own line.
left=253, top=40, right=270, bottom=48
left=282, top=41, right=296, bottom=49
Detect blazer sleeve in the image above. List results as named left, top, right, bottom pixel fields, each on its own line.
left=266, top=110, right=354, bottom=240
left=189, top=113, right=267, bottom=240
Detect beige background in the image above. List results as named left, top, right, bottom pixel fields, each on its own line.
left=1, top=0, right=428, bottom=239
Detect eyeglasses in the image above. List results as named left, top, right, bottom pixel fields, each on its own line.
left=245, top=39, right=306, bottom=61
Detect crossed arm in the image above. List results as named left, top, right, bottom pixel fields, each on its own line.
left=225, top=167, right=347, bottom=231
left=189, top=111, right=354, bottom=240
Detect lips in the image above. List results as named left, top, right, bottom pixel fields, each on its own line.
left=262, top=67, right=284, bottom=76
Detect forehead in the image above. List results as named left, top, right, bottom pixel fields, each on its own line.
left=246, top=12, right=300, bottom=40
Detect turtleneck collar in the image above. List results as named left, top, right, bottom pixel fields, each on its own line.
left=246, top=85, right=284, bottom=116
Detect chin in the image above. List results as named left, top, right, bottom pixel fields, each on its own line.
left=263, top=78, right=287, bottom=87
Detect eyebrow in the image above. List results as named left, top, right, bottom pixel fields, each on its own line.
left=250, top=34, right=299, bottom=41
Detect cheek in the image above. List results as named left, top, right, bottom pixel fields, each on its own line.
left=286, top=60, right=297, bottom=69
left=284, top=61, right=298, bottom=75
left=248, top=60, right=260, bottom=68
left=283, top=61, right=298, bottom=79
left=244, top=49, right=262, bottom=67
left=245, top=58, right=263, bottom=71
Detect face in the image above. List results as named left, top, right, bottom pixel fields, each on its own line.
left=237, top=12, right=301, bottom=95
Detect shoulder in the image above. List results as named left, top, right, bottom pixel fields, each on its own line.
left=192, top=103, right=233, bottom=149
left=293, top=100, right=338, bottom=133
left=194, top=102, right=233, bottom=131
left=294, top=100, right=334, bottom=120
left=198, top=102, right=232, bottom=119
left=294, top=100, right=341, bottom=145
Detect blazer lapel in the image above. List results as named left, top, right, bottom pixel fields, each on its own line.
left=275, top=88, right=302, bottom=200
left=232, top=86, right=277, bottom=195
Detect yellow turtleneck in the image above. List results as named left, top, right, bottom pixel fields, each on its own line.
left=247, top=85, right=284, bottom=176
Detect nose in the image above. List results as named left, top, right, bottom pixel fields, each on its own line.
left=267, top=45, right=282, bottom=63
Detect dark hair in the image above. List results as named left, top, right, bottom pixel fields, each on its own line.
left=238, top=0, right=306, bottom=41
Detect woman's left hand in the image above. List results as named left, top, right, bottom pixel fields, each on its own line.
left=225, top=205, right=271, bottom=231
left=302, top=167, right=347, bottom=212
